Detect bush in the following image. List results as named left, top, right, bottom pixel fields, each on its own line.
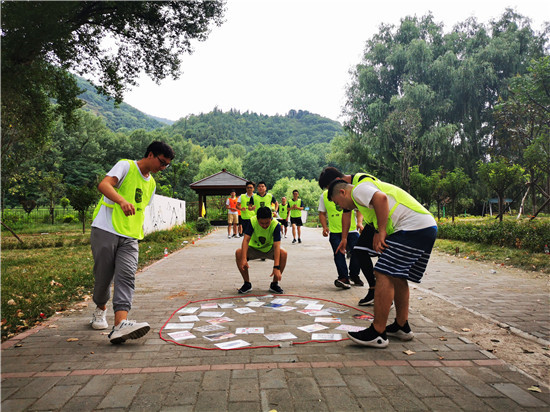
left=437, top=219, right=550, bottom=253
left=61, top=214, right=79, bottom=223
left=195, top=217, right=211, bottom=233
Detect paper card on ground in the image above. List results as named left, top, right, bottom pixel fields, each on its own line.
left=206, top=317, right=234, bottom=324
left=314, top=317, right=341, bottom=323
left=297, top=324, right=329, bottom=333
left=179, top=315, right=200, bottom=322
left=167, top=330, right=196, bottom=341
left=352, top=314, right=374, bottom=321
left=215, top=340, right=251, bottom=350
left=246, top=301, right=266, bottom=307
left=326, top=307, right=349, bottom=314
left=264, top=332, right=297, bottom=341
left=163, top=323, right=194, bottom=330
left=305, top=310, right=332, bottom=317
left=233, top=307, right=255, bottom=314
left=271, top=298, right=289, bottom=305
left=176, top=307, right=199, bottom=314
left=271, top=306, right=296, bottom=312
left=296, top=299, right=318, bottom=305
left=305, top=303, right=324, bottom=310
left=236, top=327, right=265, bottom=334
left=201, top=303, right=218, bottom=309
left=198, top=311, right=225, bottom=317
left=297, top=309, right=319, bottom=315
left=203, top=331, right=236, bottom=341
left=335, top=324, right=367, bottom=332
left=264, top=303, right=282, bottom=308
left=218, top=303, right=237, bottom=309
left=241, top=297, right=259, bottom=302
left=194, top=324, right=226, bottom=333
left=312, top=333, right=342, bottom=341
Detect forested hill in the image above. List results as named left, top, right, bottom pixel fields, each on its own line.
left=76, top=76, right=174, bottom=131
left=166, top=108, right=343, bottom=147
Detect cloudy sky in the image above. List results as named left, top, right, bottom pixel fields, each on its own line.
left=121, top=0, right=548, bottom=123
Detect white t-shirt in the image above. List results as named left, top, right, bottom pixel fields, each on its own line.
left=91, top=160, right=155, bottom=237
left=237, top=194, right=253, bottom=207
left=226, top=197, right=238, bottom=215
left=318, top=193, right=358, bottom=233
left=352, top=182, right=436, bottom=232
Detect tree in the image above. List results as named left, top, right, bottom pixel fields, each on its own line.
left=2, top=1, right=225, bottom=176
left=243, top=145, right=296, bottom=188
left=39, top=172, right=65, bottom=224
left=66, top=185, right=100, bottom=234
left=477, top=158, right=525, bottom=222
left=271, top=178, right=323, bottom=213
left=439, top=168, right=471, bottom=222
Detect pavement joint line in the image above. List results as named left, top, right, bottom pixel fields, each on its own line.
left=415, top=284, right=550, bottom=346
left=1, top=359, right=510, bottom=380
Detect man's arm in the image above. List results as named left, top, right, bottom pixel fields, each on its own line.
left=355, top=210, right=364, bottom=232
left=370, top=191, right=389, bottom=252
left=335, top=211, right=351, bottom=255
left=239, top=234, right=251, bottom=271
left=97, top=176, right=135, bottom=216
left=271, top=241, right=282, bottom=281
left=319, top=211, right=329, bottom=237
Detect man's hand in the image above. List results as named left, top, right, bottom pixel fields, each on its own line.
left=373, top=230, right=388, bottom=253
left=239, top=259, right=249, bottom=272
left=270, top=268, right=282, bottom=282
left=322, top=227, right=329, bottom=237
left=120, top=200, right=136, bottom=216
left=335, top=238, right=348, bottom=255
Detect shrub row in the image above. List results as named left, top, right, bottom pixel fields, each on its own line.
left=437, top=220, right=550, bottom=253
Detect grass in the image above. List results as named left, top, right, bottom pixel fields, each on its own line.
left=1, top=223, right=203, bottom=341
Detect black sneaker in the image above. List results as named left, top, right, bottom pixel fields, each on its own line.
left=298, top=238, right=302, bottom=243
left=348, top=324, right=388, bottom=348
left=238, top=282, right=252, bottom=294
left=269, top=282, right=284, bottom=294
left=385, top=319, right=414, bottom=341
left=358, top=289, right=375, bottom=306
left=334, top=278, right=351, bottom=289
left=292, top=239, right=297, bottom=244
left=349, top=275, right=364, bottom=286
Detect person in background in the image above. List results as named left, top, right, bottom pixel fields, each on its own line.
left=226, top=190, right=239, bottom=238
left=288, top=189, right=304, bottom=243
left=237, top=181, right=255, bottom=233
left=249, top=181, right=278, bottom=219
left=90, top=141, right=174, bottom=344
left=277, top=196, right=290, bottom=238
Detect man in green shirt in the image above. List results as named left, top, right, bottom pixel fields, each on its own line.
left=288, top=189, right=304, bottom=243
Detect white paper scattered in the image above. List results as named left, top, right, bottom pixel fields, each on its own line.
left=308, top=310, right=332, bottom=316
left=264, top=332, right=297, bottom=341
left=241, top=297, right=259, bottom=302
left=218, top=303, right=237, bottom=309
left=297, top=324, right=329, bottom=333
left=201, top=303, right=218, bottom=309
left=198, top=311, right=225, bottom=317
left=246, top=301, right=266, bottom=307
left=176, top=307, right=199, bottom=314
left=305, top=303, right=324, bottom=310
left=335, top=324, right=366, bottom=332
left=272, top=306, right=296, bottom=312
left=236, top=327, right=265, bottom=334
left=179, top=315, right=200, bottom=322
left=233, top=307, right=256, bottom=314
left=215, top=340, right=251, bottom=350
left=326, top=307, right=349, bottom=314
left=296, top=299, right=318, bottom=305
left=167, top=330, right=196, bottom=341
left=314, top=317, right=341, bottom=323
left=271, top=298, right=289, bottom=305
left=203, top=332, right=236, bottom=341
left=194, top=324, right=226, bottom=333
left=312, top=333, right=342, bottom=341
left=163, top=323, right=194, bottom=330
left=206, top=317, right=234, bottom=324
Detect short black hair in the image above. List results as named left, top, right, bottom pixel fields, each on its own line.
left=145, top=141, right=175, bottom=160
left=327, top=179, right=348, bottom=201
left=256, top=206, right=272, bottom=219
left=245, top=181, right=255, bottom=188
left=292, top=189, right=299, bottom=194
left=257, top=181, right=266, bottom=186
left=319, top=167, right=344, bottom=189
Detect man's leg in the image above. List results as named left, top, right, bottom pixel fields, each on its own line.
left=393, top=277, right=409, bottom=326
left=90, top=228, right=115, bottom=329
left=372, top=272, right=394, bottom=334
left=112, top=236, right=139, bottom=326
left=292, top=223, right=297, bottom=240
left=235, top=248, right=250, bottom=282
left=329, top=233, right=350, bottom=288
left=228, top=222, right=231, bottom=237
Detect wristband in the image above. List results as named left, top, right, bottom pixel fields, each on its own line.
left=273, top=265, right=280, bottom=270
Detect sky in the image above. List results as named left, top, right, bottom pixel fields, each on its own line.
left=121, top=0, right=549, bottom=123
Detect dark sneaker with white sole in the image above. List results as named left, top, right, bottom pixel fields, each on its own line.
left=334, top=278, right=351, bottom=289
left=269, top=282, right=284, bottom=294
left=108, top=320, right=150, bottom=344
left=238, top=282, right=252, bottom=294
left=349, top=275, right=364, bottom=286
left=347, top=324, right=388, bottom=348
left=385, top=319, right=414, bottom=341
left=358, top=289, right=375, bottom=306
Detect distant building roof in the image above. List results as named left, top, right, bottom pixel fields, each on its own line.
left=190, top=169, right=248, bottom=195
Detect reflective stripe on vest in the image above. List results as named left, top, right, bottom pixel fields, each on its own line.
left=249, top=216, right=278, bottom=252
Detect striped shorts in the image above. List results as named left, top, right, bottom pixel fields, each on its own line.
left=374, top=226, right=437, bottom=283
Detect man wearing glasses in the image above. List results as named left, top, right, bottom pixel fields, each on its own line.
left=90, top=141, right=175, bottom=344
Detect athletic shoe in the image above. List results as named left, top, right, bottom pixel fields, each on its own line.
left=349, top=275, right=364, bottom=286
left=347, top=324, right=388, bottom=348
left=385, top=319, right=414, bottom=341
left=298, top=238, right=302, bottom=243
left=90, top=307, right=108, bottom=330
left=269, top=282, right=284, bottom=294
left=108, top=320, right=150, bottom=344
left=238, top=282, right=252, bottom=294
left=228, top=235, right=232, bottom=239
left=334, top=278, right=351, bottom=289
left=358, top=289, right=375, bottom=306
left=284, top=235, right=287, bottom=238
left=232, top=234, right=238, bottom=238
left=292, top=239, right=297, bottom=244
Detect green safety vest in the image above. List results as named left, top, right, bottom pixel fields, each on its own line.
left=322, top=190, right=356, bottom=233
left=352, top=172, right=378, bottom=186
left=288, top=198, right=302, bottom=218
left=240, top=194, right=255, bottom=219
left=249, top=216, right=279, bottom=252
left=278, top=203, right=289, bottom=219
left=352, top=179, right=430, bottom=235
left=253, top=193, right=274, bottom=212
left=92, top=159, right=156, bottom=240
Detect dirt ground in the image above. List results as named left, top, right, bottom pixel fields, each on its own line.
left=409, top=288, right=550, bottom=389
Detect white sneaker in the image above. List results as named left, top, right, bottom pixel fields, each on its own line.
left=108, top=319, right=150, bottom=344
left=90, top=308, right=108, bottom=330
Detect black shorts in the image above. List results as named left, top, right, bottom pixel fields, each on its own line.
left=241, top=218, right=251, bottom=232
left=278, top=219, right=288, bottom=227
left=290, top=217, right=303, bottom=226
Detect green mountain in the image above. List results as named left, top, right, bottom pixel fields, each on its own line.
left=76, top=76, right=174, bottom=131
left=167, top=108, right=343, bottom=148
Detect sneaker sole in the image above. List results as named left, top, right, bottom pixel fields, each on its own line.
left=269, top=288, right=284, bottom=294
left=334, top=280, right=351, bottom=289
left=347, top=332, right=388, bottom=348
left=386, top=330, right=414, bottom=341
left=358, top=299, right=374, bottom=306
left=238, top=287, right=253, bottom=294
left=91, top=322, right=108, bottom=330
left=110, top=325, right=151, bottom=344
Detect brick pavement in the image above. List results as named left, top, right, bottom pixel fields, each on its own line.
left=2, top=227, right=549, bottom=411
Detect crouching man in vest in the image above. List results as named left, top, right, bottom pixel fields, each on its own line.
left=327, top=178, right=437, bottom=348
left=235, top=206, right=288, bottom=295
left=90, top=141, right=175, bottom=344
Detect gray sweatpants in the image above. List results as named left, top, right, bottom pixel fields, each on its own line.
left=90, top=227, right=139, bottom=313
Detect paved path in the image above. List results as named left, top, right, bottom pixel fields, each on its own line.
left=2, top=227, right=549, bottom=411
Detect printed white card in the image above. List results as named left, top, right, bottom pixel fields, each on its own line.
left=233, top=307, right=255, bottom=314
left=235, top=327, right=265, bottom=334
left=198, top=311, right=225, bottom=317
left=167, top=330, right=196, bottom=341
left=194, top=324, right=226, bottom=333
left=163, top=323, right=194, bottom=330
left=179, top=315, right=200, bottom=322
left=312, top=333, right=342, bottom=341
left=314, top=317, right=341, bottom=323
left=297, top=324, right=329, bottom=333
left=264, top=332, right=297, bottom=341
left=215, top=340, right=251, bottom=350
left=176, top=307, right=199, bottom=314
